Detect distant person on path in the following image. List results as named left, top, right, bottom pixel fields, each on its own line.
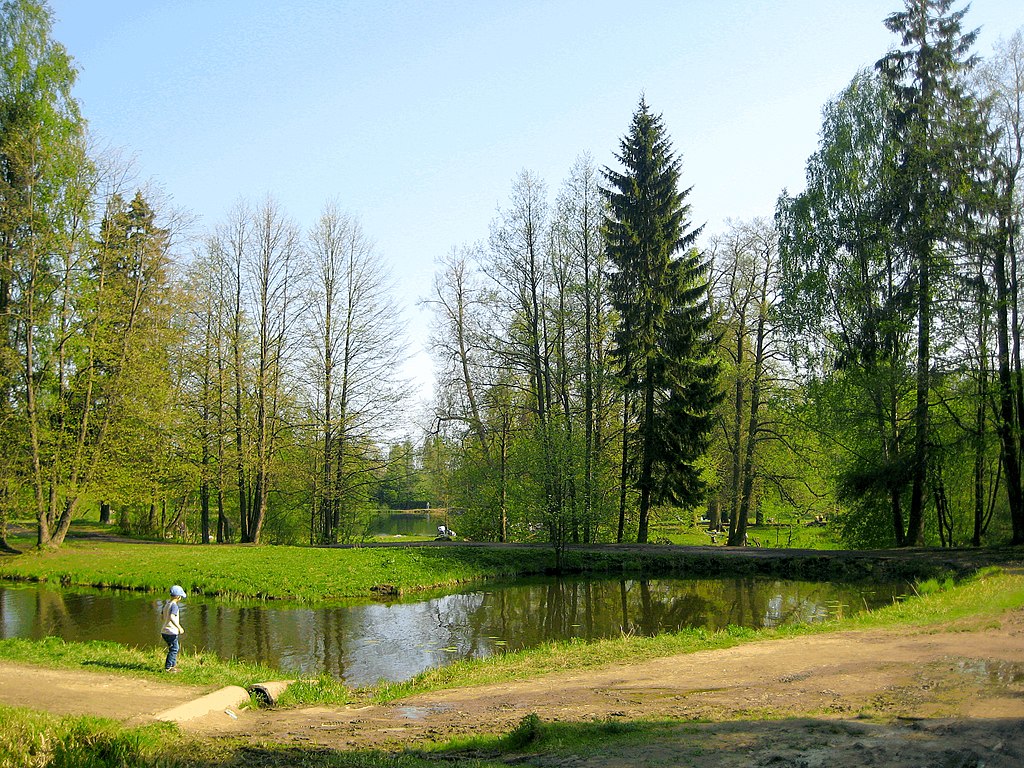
left=160, top=585, right=186, bottom=672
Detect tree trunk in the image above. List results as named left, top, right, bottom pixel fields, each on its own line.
left=727, top=312, right=746, bottom=547
left=617, top=390, right=630, bottom=544
left=905, top=243, right=930, bottom=547
left=993, top=216, right=1024, bottom=545
left=637, top=362, right=656, bottom=544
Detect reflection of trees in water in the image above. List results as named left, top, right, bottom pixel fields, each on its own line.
left=0, top=577, right=900, bottom=683
left=34, top=588, right=73, bottom=637
left=495, top=578, right=854, bottom=638
left=318, top=607, right=345, bottom=677
left=727, top=578, right=768, bottom=629
left=438, top=592, right=489, bottom=657
left=235, top=606, right=272, bottom=666
left=472, top=579, right=736, bottom=643
left=633, top=581, right=723, bottom=634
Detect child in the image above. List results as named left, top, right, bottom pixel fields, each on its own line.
left=161, top=585, right=186, bottom=672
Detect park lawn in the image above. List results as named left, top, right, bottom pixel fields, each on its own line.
left=0, top=538, right=560, bottom=602
left=653, top=521, right=841, bottom=549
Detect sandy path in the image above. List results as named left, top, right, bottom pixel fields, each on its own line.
left=0, top=662, right=208, bottom=723
left=193, top=617, right=1024, bottom=742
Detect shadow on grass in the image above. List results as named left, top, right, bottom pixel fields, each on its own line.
left=8, top=711, right=1021, bottom=768
left=81, top=659, right=155, bottom=673
left=191, top=714, right=1024, bottom=767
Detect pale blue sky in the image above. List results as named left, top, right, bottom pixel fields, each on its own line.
left=48, top=1, right=1024, bottom=403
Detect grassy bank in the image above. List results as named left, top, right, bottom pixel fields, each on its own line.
left=0, top=539, right=560, bottom=601
left=0, top=636, right=285, bottom=692
left=0, top=530, right=976, bottom=603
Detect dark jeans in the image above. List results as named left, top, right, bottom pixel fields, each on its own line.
left=162, top=632, right=180, bottom=669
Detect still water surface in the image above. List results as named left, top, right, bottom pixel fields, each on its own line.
left=0, top=576, right=905, bottom=686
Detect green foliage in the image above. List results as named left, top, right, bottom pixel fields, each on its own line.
left=603, top=98, right=721, bottom=541
left=875, top=0, right=990, bottom=546
left=0, top=0, right=93, bottom=547
left=2, top=0, right=1020, bottom=557
left=777, top=70, right=915, bottom=548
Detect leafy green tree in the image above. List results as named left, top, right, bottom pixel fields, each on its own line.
left=777, top=70, right=916, bottom=547
left=602, top=98, right=720, bottom=543
left=709, top=219, right=784, bottom=546
left=876, top=0, right=987, bottom=545
left=304, top=203, right=410, bottom=544
left=86, top=191, right=184, bottom=538
left=180, top=241, right=233, bottom=543
left=0, top=0, right=94, bottom=548
left=374, top=440, right=425, bottom=509
left=551, top=155, right=617, bottom=544
left=976, top=29, right=1024, bottom=545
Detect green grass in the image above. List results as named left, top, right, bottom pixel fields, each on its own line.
left=0, top=706, right=189, bottom=768
left=653, top=520, right=842, bottom=549
left=0, top=538, right=562, bottom=602
left=0, top=704, right=514, bottom=767
left=0, top=636, right=286, bottom=691
left=842, top=566, right=1024, bottom=629
left=0, top=530, right=894, bottom=603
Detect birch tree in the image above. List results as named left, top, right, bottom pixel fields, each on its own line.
left=306, top=204, right=409, bottom=543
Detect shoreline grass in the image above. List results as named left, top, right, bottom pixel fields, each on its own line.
left=0, top=636, right=288, bottom=693
left=0, top=531, right=988, bottom=604
left=0, top=539, right=559, bottom=602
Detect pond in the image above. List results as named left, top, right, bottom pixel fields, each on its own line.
left=366, top=510, right=447, bottom=538
left=0, top=576, right=906, bottom=686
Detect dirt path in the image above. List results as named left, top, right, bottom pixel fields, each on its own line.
left=3, top=608, right=1023, bottom=766
left=0, top=662, right=207, bottom=724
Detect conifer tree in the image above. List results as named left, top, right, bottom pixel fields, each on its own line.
left=602, top=98, right=720, bottom=543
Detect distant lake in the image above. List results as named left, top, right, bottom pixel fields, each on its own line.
left=0, top=575, right=906, bottom=686
left=367, top=510, right=446, bottom=538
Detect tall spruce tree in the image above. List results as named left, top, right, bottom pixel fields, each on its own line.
left=602, top=98, right=720, bottom=543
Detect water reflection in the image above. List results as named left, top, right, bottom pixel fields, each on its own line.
left=367, top=511, right=443, bottom=537
left=0, top=576, right=904, bottom=686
